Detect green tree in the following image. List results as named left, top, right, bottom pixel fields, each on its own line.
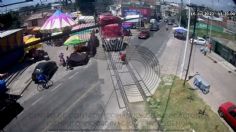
left=0, top=11, right=21, bottom=30
left=180, top=9, right=187, bottom=28
left=76, top=0, right=95, bottom=15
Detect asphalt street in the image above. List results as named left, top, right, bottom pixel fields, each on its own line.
left=5, top=22, right=172, bottom=131
left=5, top=60, right=121, bottom=131
left=190, top=45, right=236, bottom=112
left=130, top=22, right=170, bottom=57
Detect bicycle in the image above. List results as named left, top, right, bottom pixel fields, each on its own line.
left=37, top=80, right=53, bottom=91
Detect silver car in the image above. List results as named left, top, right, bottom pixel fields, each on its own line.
left=190, top=37, right=206, bottom=45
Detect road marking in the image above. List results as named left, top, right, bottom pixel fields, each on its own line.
left=31, top=96, right=43, bottom=106
left=68, top=72, right=79, bottom=80
left=18, top=111, right=24, bottom=117
left=51, top=83, right=62, bottom=92
left=64, top=81, right=99, bottom=113
left=42, top=81, right=100, bottom=132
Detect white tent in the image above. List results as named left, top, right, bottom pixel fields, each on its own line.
left=125, top=15, right=140, bottom=23
left=172, top=27, right=188, bottom=32
left=75, top=16, right=95, bottom=24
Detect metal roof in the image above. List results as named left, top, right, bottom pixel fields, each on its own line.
left=26, top=12, right=52, bottom=21
left=0, top=29, right=22, bottom=38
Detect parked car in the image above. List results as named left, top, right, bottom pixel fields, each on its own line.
left=190, top=37, right=206, bottom=45
left=68, top=52, right=89, bottom=67
left=174, top=31, right=186, bottom=40
left=150, top=24, right=159, bottom=31
left=138, top=30, right=150, bottom=39
left=32, top=61, right=58, bottom=84
left=218, top=101, right=236, bottom=131
left=168, top=21, right=173, bottom=25
left=26, top=49, right=50, bottom=62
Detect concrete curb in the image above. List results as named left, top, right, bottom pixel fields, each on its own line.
left=19, top=79, right=33, bottom=96
left=207, top=53, right=236, bottom=73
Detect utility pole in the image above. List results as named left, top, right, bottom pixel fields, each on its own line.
left=179, top=0, right=183, bottom=26
left=206, top=17, right=209, bottom=37
left=183, top=4, right=200, bottom=85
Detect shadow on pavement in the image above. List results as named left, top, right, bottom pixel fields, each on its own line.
left=0, top=93, right=21, bottom=101
left=0, top=61, right=33, bottom=81
left=0, top=98, right=24, bottom=130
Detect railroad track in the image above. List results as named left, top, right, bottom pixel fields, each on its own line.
left=105, top=51, right=137, bottom=130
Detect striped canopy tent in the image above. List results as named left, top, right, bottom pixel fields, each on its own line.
left=40, top=10, right=76, bottom=33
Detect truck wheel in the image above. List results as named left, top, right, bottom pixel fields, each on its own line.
left=218, top=109, right=224, bottom=117
left=202, top=89, right=209, bottom=94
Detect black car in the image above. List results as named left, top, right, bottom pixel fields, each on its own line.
left=32, top=61, right=58, bottom=83
left=68, top=52, right=89, bottom=67
left=150, top=24, right=159, bottom=31
left=174, top=31, right=186, bottom=40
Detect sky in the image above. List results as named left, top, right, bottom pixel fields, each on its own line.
left=0, top=0, right=235, bottom=13
left=0, top=0, right=58, bottom=13
left=165, top=0, right=236, bottom=11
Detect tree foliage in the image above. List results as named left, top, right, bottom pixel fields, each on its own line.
left=0, top=11, right=21, bottom=30
left=180, top=9, right=187, bottom=28
left=75, top=0, right=95, bottom=15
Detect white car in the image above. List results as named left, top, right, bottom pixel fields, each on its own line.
left=190, top=37, right=206, bottom=45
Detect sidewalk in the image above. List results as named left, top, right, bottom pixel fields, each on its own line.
left=187, top=45, right=236, bottom=112
left=207, top=51, right=236, bottom=73
left=8, top=45, right=76, bottom=97
left=158, top=36, right=184, bottom=75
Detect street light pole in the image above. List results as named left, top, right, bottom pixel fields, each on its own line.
left=183, top=4, right=199, bottom=85
left=180, top=0, right=191, bottom=79
left=179, top=0, right=183, bottom=26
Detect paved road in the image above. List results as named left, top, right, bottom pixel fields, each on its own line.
left=190, top=45, right=236, bottom=112
left=5, top=59, right=125, bottom=131
left=5, top=22, right=172, bottom=131
left=130, top=22, right=171, bottom=57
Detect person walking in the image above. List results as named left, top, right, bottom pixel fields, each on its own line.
left=208, top=43, right=212, bottom=53
left=119, top=51, right=127, bottom=64
left=59, top=53, right=66, bottom=66
left=87, top=31, right=97, bottom=57
left=166, top=24, right=168, bottom=31
left=203, top=45, right=208, bottom=56
left=66, top=56, right=71, bottom=70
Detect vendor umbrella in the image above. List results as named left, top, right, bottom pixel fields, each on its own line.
left=24, top=36, right=43, bottom=52
left=64, top=35, right=88, bottom=46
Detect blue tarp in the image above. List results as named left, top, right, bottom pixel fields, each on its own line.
left=0, top=80, right=6, bottom=93
left=175, top=29, right=187, bottom=33
left=0, top=48, right=24, bottom=72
